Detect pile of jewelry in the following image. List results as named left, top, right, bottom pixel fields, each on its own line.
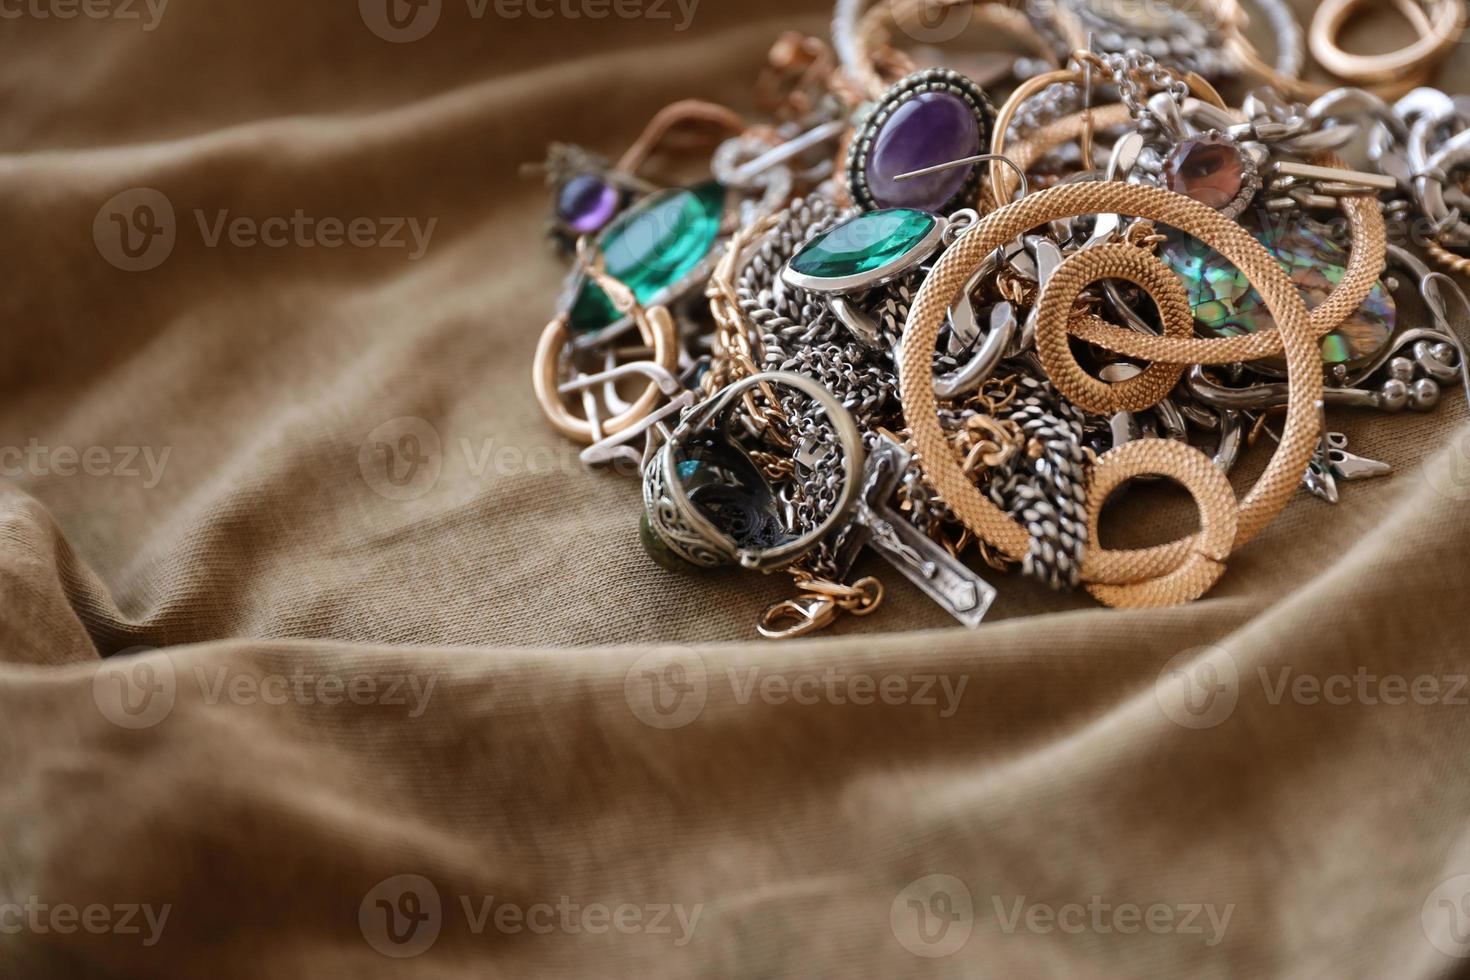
left=528, top=0, right=1470, bottom=638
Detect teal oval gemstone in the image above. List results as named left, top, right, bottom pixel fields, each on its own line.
left=1159, top=217, right=1395, bottom=370
left=787, top=208, right=937, bottom=281
left=568, top=181, right=725, bottom=334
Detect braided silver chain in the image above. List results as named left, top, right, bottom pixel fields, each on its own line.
left=983, top=377, right=1090, bottom=591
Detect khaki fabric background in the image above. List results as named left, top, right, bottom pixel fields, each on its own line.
left=2, top=0, right=1470, bottom=976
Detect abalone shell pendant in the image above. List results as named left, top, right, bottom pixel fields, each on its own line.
left=1159, top=216, right=1395, bottom=372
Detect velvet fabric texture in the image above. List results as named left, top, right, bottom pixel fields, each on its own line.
left=3, top=0, right=1470, bottom=976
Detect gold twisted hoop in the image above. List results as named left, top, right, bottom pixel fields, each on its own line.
left=1035, top=242, right=1195, bottom=415
left=898, top=181, right=1322, bottom=595
left=1308, top=0, right=1464, bottom=87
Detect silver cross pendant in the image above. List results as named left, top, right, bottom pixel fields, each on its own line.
left=825, top=435, right=998, bottom=627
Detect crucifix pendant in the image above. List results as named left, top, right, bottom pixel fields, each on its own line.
left=823, top=435, right=998, bottom=627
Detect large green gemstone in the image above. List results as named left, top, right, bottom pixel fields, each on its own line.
left=568, top=181, right=725, bottom=334
left=1159, top=216, right=1396, bottom=369
left=787, top=208, right=937, bottom=281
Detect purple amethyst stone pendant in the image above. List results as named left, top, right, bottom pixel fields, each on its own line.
left=845, top=68, right=996, bottom=215
left=1158, top=131, right=1261, bottom=221
left=528, top=143, right=652, bottom=253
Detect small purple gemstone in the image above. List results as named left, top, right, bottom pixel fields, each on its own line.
left=1163, top=135, right=1246, bottom=210
left=864, top=91, right=981, bottom=213
left=557, top=175, right=621, bottom=234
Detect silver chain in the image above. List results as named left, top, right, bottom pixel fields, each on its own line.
left=983, top=378, right=1090, bottom=591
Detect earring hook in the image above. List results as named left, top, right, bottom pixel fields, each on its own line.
left=893, top=152, right=1030, bottom=201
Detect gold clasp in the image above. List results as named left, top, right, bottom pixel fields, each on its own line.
left=757, top=595, right=839, bottom=640
left=756, top=575, right=884, bottom=640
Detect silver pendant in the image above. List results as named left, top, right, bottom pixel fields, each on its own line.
left=827, top=436, right=998, bottom=627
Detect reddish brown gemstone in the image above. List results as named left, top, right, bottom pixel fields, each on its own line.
left=1163, top=135, right=1246, bottom=210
